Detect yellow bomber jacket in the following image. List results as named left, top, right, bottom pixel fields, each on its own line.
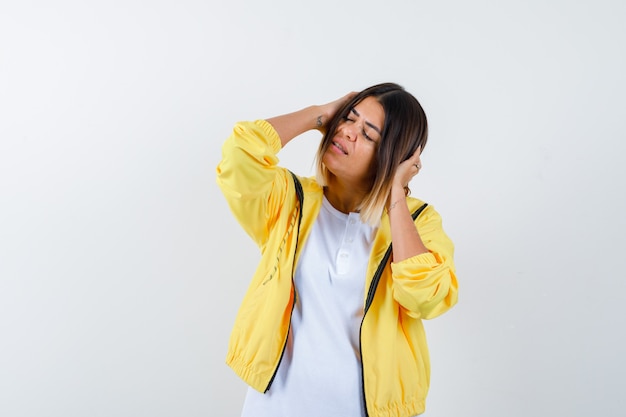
left=216, top=120, right=458, bottom=417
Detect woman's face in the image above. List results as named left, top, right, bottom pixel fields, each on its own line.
left=322, top=96, right=385, bottom=188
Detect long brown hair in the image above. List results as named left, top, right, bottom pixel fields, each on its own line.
left=315, top=83, right=428, bottom=226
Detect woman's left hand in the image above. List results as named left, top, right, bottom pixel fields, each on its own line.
left=393, top=147, right=423, bottom=191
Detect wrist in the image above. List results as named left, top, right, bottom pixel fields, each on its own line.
left=390, top=182, right=408, bottom=197
left=308, top=105, right=326, bottom=131
left=388, top=197, right=405, bottom=211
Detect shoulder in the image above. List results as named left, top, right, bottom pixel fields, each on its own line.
left=292, top=175, right=324, bottom=196
left=406, top=196, right=429, bottom=213
left=227, top=120, right=282, bottom=153
left=406, top=196, right=444, bottom=224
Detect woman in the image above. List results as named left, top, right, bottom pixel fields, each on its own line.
left=217, top=83, right=458, bottom=417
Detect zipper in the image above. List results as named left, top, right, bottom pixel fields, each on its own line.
left=265, top=288, right=297, bottom=392
left=265, top=171, right=304, bottom=392
left=359, top=203, right=428, bottom=416
left=359, top=244, right=393, bottom=416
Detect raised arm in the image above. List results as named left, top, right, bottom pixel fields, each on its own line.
left=216, top=92, right=356, bottom=247
left=267, top=93, right=356, bottom=147
left=388, top=147, right=428, bottom=261
left=387, top=148, right=457, bottom=319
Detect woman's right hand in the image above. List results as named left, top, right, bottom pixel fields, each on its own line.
left=316, top=92, right=357, bottom=134
left=267, top=91, right=358, bottom=148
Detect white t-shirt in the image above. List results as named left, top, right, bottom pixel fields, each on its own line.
left=241, top=196, right=376, bottom=417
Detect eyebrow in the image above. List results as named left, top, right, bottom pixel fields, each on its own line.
left=351, top=108, right=382, bottom=135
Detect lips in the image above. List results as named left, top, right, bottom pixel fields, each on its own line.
left=331, top=140, right=348, bottom=155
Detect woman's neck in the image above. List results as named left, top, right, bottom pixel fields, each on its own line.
left=323, top=178, right=369, bottom=214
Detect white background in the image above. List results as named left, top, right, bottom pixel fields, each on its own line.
left=1, top=1, right=625, bottom=416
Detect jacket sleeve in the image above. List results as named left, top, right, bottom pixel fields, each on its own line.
left=390, top=205, right=458, bottom=319
left=216, top=120, right=291, bottom=249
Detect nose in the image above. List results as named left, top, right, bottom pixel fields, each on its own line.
left=340, top=123, right=357, bottom=142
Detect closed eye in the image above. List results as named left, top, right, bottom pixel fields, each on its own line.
left=350, top=107, right=381, bottom=142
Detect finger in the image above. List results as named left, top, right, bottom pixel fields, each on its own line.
left=406, top=146, right=421, bottom=162
left=412, top=154, right=422, bottom=171
left=413, top=146, right=422, bottom=170
left=340, top=92, right=357, bottom=104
